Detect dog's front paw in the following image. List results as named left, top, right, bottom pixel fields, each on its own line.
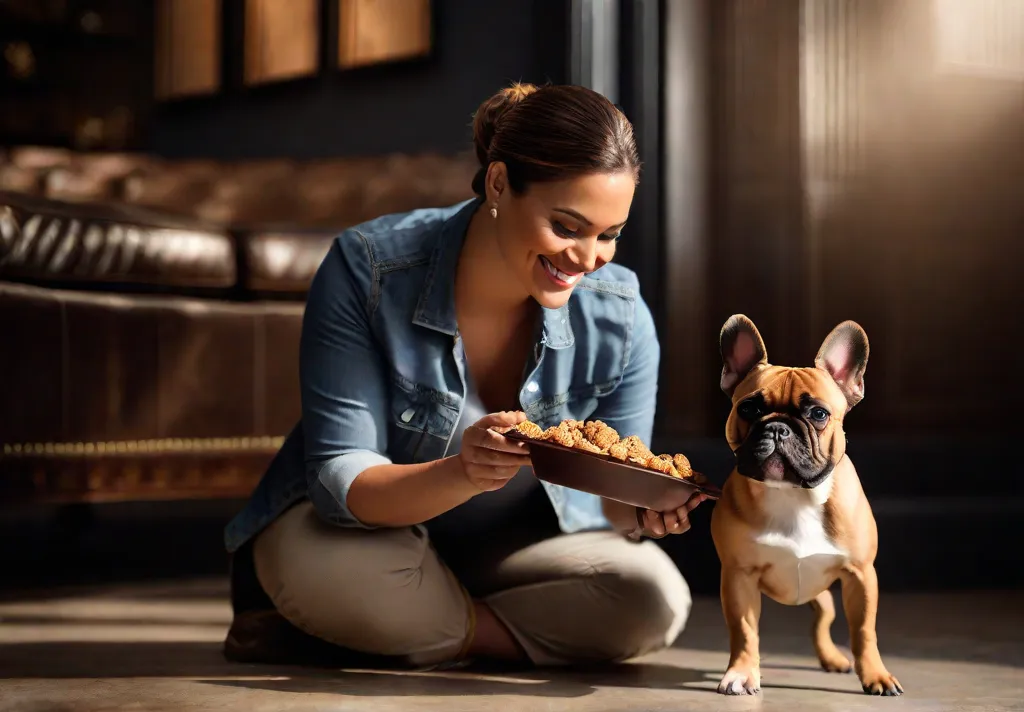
left=718, top=666, right=761, bottom=695
left=859, top=667, right=903, bottom=696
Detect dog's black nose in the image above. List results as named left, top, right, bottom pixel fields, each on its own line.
left=764, top=421, right=791, bottom=440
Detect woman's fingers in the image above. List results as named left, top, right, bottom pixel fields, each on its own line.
left=640, top=491, right=708, bottom=538
left=662, top=509, right=679, bottom=532
left=661, top=492, right=706, bottom=534
left=477, top=411, right=527, bottom=429
left=456, top=412, right=537, bottom=494
left=677, top=492, right=708, bottom=517
left=465, top=429, right=531, bottom=464
left=476, top=427, right=531, bottom=454
left=643, top=509, right=666, bottom=538
left=667, top=509, right=692, bottom=533
left=465, top=446, right=532, bottom=467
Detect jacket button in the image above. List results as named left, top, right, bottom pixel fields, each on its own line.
left=400, top=408, right=416, bottom=423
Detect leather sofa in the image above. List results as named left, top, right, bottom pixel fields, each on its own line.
left=0, top=146, right=477, bottom=505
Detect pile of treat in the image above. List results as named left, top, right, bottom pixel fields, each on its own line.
left=504, top=418, right=703, bottom=481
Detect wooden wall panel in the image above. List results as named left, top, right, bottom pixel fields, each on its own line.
left=338, top=0, right=432, bottom=69
left=661, top=0, right=712, bottom=438
left=800, top=0, right=870, bottom=185
left=662, top=0, right=1022, bottom=438
left=798, top=0, right=1024, bottom=433
left=799, top=0, right=876, bottom=381
left=244, top=0, right=320, bottom=85
left=154, top=0, right=222, bottom=100
left=711, top=0, right=805, bottom=367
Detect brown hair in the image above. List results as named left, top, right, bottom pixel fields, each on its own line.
left=471, top=82, right=640, bottom=197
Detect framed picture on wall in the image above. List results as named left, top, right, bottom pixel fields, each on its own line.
left=337, top=0, right=433, bottom=70
left=244, top=0, right=321, bottom=86
left=154, top=0, right=223, bottom=100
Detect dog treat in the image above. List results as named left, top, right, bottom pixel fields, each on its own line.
left=509, top=420, right=545, bottom=439
left=582, top=420, right=621, bottom=450
left=608, top=434, right=654, bottom=466
left=507, top=418, right=699, bottom=480
left=672, top=453, right=694, bottom=480
left=541, top=420, right=582, bottom=448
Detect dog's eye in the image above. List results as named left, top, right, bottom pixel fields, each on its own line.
left=809, top=407, right=830, bottom=422
left=737, top=400, right=762, bottom=420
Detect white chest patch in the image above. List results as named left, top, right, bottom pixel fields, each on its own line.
left=753, top=476, right=849, bottom=605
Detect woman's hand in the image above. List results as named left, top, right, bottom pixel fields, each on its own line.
left=457, top=411, right=534, bottom=492
left=634, top=491, right=709, bottom=539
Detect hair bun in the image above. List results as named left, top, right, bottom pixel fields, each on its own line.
left=472, top=82, right=539, bottom=167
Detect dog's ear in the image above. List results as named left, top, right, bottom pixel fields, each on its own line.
left=815, top=320, right=870, bottom=411
left=720, top=314, right=768, bottom=397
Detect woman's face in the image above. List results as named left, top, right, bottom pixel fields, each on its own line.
left=486, top=166, right=636, bottom=310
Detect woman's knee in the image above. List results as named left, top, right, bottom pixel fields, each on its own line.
left=485, top=536, right=693, bottom=665
left=566, top=537, right=692, bottom=661
left=253, top=501, right=470, bottom=664
left=586, top=553, right=693, bottom=660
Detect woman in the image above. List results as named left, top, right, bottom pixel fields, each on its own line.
left=223, top=83, right=708, bottom=670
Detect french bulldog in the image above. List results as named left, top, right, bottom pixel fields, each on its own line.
left=710, top=314, right=902, bottom=697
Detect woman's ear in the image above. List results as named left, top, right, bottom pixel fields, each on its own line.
left=485, top=162, right=507, bottom=206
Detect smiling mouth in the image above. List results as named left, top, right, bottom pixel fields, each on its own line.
left=539, top=255, right=582, bottom=287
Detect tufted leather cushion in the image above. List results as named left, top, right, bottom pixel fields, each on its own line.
left=0, top=191, right=236, bottom=289
left=117, top=151, right=478, bottom=229
left=243, top=231, right=335, bottom=294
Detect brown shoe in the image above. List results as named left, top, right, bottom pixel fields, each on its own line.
left=225, top=606, right=368, bottom=667
left=226, top=540, right=397, bottom=668
left=224, top=608, right=396, bottom=668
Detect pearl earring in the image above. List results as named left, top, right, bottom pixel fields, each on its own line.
left=489, top=205, right=498, bottom=219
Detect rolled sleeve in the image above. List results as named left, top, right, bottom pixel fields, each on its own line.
left=307, top=449, right=393, bottom=528
left=300, top=230, right=393, bottom=528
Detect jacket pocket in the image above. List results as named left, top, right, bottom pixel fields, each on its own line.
left=388, top=377, right=456, bottom=464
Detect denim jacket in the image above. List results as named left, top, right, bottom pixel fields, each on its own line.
left=224, top=198, right=660, bottom=553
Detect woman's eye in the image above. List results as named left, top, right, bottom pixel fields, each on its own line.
left=552, top=221, right=577, bottom=238
left=809, top=407, right=830, bottom=422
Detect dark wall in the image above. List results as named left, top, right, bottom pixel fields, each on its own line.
left=146, top=0, right=568, bottom=160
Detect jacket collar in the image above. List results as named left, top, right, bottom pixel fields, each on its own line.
left=412, top=198, right=574, bottom=349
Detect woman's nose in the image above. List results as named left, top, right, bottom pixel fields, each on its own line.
left=571, top=238, right=599, bottom=272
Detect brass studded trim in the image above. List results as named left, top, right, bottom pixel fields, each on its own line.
left=1, top=436, right=285, bottom=457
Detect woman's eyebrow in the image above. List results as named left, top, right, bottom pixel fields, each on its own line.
left=553, top=207, right=627, bottom=230
left=553, top=207, right=592, bottom=225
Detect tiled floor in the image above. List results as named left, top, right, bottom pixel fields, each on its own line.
left=1, top=579, right=1022, bottom=711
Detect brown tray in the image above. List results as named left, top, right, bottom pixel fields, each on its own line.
left=503, top=430, right=721, bottom=512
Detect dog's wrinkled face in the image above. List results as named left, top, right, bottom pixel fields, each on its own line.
left=729, top=367, right=852, bottom=488
left=719, top=315, right=870, bottom=489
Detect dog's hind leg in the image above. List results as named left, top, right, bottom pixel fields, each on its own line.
left=810, top=587, right=853, bottom=673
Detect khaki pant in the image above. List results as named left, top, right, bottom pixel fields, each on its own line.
left=253, top=501, right=692, bottom=668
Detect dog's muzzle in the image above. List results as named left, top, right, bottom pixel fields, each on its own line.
left=752, top=421, right=791, bottom=462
